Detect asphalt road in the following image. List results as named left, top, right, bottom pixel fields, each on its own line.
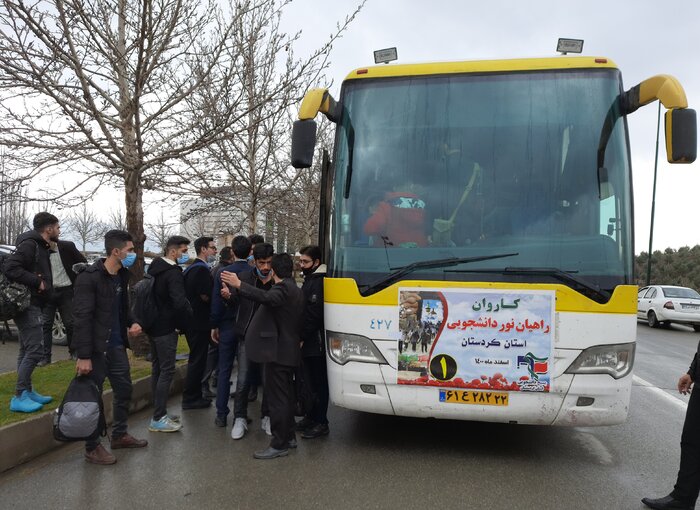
left=0, top=322, right=697, bottom=510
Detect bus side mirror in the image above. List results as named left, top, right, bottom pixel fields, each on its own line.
left=291, top=119, right=317, bottom=169
left=665, top=108, right=697, bottom=163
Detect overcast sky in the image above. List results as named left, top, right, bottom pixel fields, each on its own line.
left=50, top=0, right=699, bottom=254
left=279, top=0, right=700, bottom=254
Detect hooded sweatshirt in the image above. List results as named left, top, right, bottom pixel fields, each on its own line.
left=147, top=257, right=193, bottom=336
left=3, top=230, right=53, bottom=304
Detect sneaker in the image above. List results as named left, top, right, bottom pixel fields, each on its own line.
left=301, top=423, right=330, bottom=439
left=231, top=418, right=248, bottom=440
left=214, top=415, right=227, bottom=428
left=27, top=389, right=53, bottom=405
left=148, top=415, right=182, bottom=432
left=169, top=414, right=181, bottom=423
left=84, top=444, right=116, bottom=465
left=10, top=391, right=43, bottom=413
left=261, top=415, right=271, bottom=436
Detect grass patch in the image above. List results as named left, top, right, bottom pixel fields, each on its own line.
left=0, top=336, right=189, bottom=428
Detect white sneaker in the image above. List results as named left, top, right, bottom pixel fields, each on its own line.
left=231, top=417, right=248, bottom=440
left=261, top=415, right=271, bottom=436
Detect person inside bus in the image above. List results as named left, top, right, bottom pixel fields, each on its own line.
left=363, top=182, right=429, bottom=248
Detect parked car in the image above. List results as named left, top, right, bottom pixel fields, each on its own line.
left=637, top=285, right=700, bottom=330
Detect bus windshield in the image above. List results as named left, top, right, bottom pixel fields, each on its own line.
left=330, top=69, right=633, bottom=299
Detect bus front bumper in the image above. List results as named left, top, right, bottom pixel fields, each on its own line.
left=327, top=361, right=631, bottom=426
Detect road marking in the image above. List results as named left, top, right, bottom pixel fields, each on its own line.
left=633, top=375, right=688, bottom=411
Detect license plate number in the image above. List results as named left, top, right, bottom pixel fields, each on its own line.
left=439, top=389, right=509, bottom=406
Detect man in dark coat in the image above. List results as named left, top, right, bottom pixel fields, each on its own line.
left=181, top=236, right=216, bottom=410
left=222, top=253, right=304, bottom=459
left=40, top=238, right=86, bottom=365
left=218, top=241, right=272, bottom=437
left=643, top=343, right=700, bottom=510
left=296, top=245, right=329, bottom=439
left=4, top=212, right=58, bottom=413
left=73, top=229, right=147, bottom=465
left=145, top=235, right=193, bottom=433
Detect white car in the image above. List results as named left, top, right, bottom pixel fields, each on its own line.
left=637, top=285, right=700, bottom=330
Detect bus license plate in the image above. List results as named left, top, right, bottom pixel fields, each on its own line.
left=439, top=389, right=509, bottom=406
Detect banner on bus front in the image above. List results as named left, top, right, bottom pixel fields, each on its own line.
left=397, top=288, right=555, bottom=392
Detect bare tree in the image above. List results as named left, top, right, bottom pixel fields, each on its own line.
left=68, top=204, right=107, bottom=253
left=171, top=0, right=364, bottom=235
left=0, top=0, right=337, bottom=278
left=146, top=209, right=176, bottom=254
left=106, top=207, right=128, bottom=231
left=0, top=148, right=30, bottom=245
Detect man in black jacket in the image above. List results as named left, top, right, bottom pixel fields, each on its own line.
left=218, top=241, right=272, bottom=437
left=222, top=253, right=304, bottom=459
left=74, top=230, right=148, bottom=465
left=643, top=345, right=700, bottom=510
left=296, top=245, right=329, bottom=439
left=40, top=238, right=86, bottom=365
left=4, top=212, right=59, bottom=413
left=146, top=235, right=193, bottom=433
left=181, top=236, right=216, bottom=410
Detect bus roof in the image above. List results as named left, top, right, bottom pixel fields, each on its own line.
left=344, top=56, right=618, bottom=81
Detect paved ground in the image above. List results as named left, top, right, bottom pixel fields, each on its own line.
left=0, top=322, right=696, bottom=510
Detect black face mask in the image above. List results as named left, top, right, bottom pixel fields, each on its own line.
left=302, top=266, right=315, bottom=277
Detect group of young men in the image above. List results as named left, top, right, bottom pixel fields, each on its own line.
left=5, top=212, right=329, bottom=464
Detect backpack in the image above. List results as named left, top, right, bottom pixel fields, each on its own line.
left=131, top=273, right=158, bottom=334
left=53, top=375, right=107, bottom=442
left=0, top=241, right=39, bottom=321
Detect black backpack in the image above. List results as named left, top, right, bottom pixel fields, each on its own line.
left=0, top=241, right=39, bottom=321
left=131, top=273, right=158, bottom=334
left=53, top=375, right=107, bottom=442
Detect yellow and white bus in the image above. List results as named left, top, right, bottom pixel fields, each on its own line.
left=291, top=56, right=696, bottom=426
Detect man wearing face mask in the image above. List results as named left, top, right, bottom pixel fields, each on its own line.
left=146, top=235, right=193, bottom=432
left=296, top=245, right=329, bottom=439
left=181, top=236, right=216, bottom=410
left=73, top=229, right=148, bottom=465
left=4, top=212, right=59, bottom=413
left=219, top=242, right=274, bottom=437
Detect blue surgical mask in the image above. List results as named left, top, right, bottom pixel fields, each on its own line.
left=121, top=253, right=137, bottom=268
left=177, top=253, right=190, bottom=265
left=256, top=267, right=270, bottom=279
left=207, top=255, right=217, bottom=264
left=247, top=255, right=254, bottom=264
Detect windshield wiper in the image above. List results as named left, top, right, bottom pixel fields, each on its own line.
left=359, top=252, right=518, bottom=296
left=446, top=266, right=611, bottom=303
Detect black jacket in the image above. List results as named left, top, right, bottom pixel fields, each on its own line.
left=3, top=230, right=53, bottom=304
left=147, top=257, right=193, bottom=336
left=688, top=341, right=700, bottom=381
left=242, top=277, right=305, bottom=367
left=72, top=259, right=134, bottom=359
left=183, top=259, right=212, bottom=330
left=230, top=269, right=272, bottom=339
left=55, top=240, right=87, bottom=284
left=301, top=265, right=326, bottom=357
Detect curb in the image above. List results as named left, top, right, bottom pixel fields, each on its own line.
left=0, top=363, right=188, bottom=473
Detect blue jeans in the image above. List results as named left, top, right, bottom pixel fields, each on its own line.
left=215, top=321, right=238, bottom=418
left=15, top=304, right=45, bottom=395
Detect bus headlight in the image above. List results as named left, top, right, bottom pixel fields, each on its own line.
left=565, top=343, right=635, bottom=379
left=326, top=331, right=388, bottom=365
